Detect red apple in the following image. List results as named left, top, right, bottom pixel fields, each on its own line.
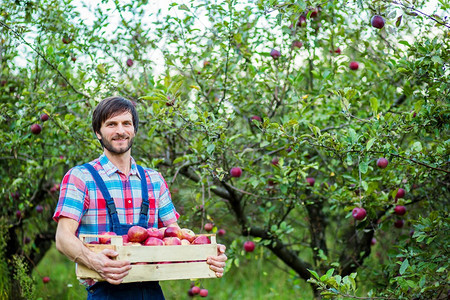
left=42, top=276, right=50, bottom=284
left=217, top=229, right=226, bottom=236
left=394, top=219, right=404, bottom=228
left=89, top=241, right=100, bottom=244
left=270, top=49, right=281, bottom=59
left=349, top=61, right=359, bottom=70
left=147, top=227, right=164, bottom=240
left=164, top=226, right=183, bottom=239
left=122, top=234, right=129, bottom=244
left=35, top=205, right=44, bottom=213
left=204, top=223, right=213, bottom=232
left=371, top=238, right=376, bottom=246
left=271, top=157, right=279, bottom=166
left=192, top=235, right=211, bottom=245
left=377, top=158, right=389, bottom=169
left=371, top=15, right=385, bottom=29
left=159, top=227, right=167, bottom=237
left=40, top=113, right=49, bottom=122
left=244, top=241, right=255, bottom=252
left=191, top=286, right=201, bottom=294
left=127, top=226, right=148, bottom=243
left=394, top=205, right=406, bottom=216
left=31, top=124, right=42, bottom=134
left=99, top=232, right=117, bottom=244
left=143, top=237, right=164, bottom=246
left=181, top=239, right=191, bottom=245
left=188, top=288, right=195, bottom=297
left=306, top=177, right=315, bottom=187
left=330, top=47, right=342, bottom=55
left=297, top=15, right=307, bottom=27
left=230, top=167, right=242, bottom=178
left=62, top=36, right=71, bottom=44
left=16, top=210, right=22, bottom=219
left=199, top=289, right=208, bottom=297
left=126, top=58, right=134, bottom=67
left=352, top=207, right=367, bottom=221
left=163, top=237, right=182, bottom=245
left=310, top=8, right=319, bottom=18
left=395, top=188, right=405, bottom=199
left=23, top=237, right=31, bottom=244
left=181, top=228, right=196, bottom=242
left=250, top=115, right=262, bottom=122
left=292, top=41, right=303, bottom=49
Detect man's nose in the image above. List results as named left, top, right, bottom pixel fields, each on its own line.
left=116, top=123, right=126, bottom=134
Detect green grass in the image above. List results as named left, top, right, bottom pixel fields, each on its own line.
left=33, top=244, right=313, bottom=299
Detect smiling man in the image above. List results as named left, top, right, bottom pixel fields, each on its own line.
left=53, top=96, right=227, bottom=299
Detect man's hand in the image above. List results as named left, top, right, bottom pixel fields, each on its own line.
left=206, top=244, right=227, bottom=278
left=56, top=217, right=132, bottom=285
left=90, top=249, right=132, bottom=285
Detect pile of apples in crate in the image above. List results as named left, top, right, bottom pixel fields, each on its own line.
left=93, top=226, right=211, bottom=246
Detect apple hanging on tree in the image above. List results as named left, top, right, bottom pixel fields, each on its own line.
left=31, top=124, right=42, bottom=134
left=270, top=49, right=281, bottom=59
left=199, top=289, right=208, bottom=297
left=244, top=241, right=255, bottom=252
left=394, top=205, right=406, bottom=216
left=371, top=15, right=385, bottom=29
left=306, top=177, right=315, bottom=187
left=204, top=223, right=214, bottom=232
left=352, top=207, right=367, bottom=220
left=230, top=167, right=242, bottom=178
left=376, top=157, right=389, bottom=169
left=40, top=113, right=49, bottom=122
left=394, top=219, right=404, bottom=228
left=349, top=61, right=359, bottom=70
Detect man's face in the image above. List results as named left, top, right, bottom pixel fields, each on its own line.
left=96, top=111, right=135, bottom=155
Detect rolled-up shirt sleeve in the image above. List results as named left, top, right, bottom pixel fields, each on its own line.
left=53, top=167, right=88, bottom=223
left=156, top=172, right=179, bottom=227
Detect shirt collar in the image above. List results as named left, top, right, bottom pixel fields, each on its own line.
left=98, top=154, right=140, bottom=178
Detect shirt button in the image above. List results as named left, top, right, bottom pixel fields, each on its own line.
left=128, top=200, right=131, bottom=203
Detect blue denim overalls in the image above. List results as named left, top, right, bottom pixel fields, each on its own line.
left=83, top=163, right=165, bottom=300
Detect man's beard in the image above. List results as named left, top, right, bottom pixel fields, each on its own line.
left=99, top=134, right=134, bottom=155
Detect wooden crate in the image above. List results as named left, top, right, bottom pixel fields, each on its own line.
left=76, top=234, right=218, bottom=282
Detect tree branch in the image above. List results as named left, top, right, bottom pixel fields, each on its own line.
left=0, top=20, right=90, bottom=99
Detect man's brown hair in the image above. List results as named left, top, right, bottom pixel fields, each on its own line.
left=92, top=96, right=139, bottom=134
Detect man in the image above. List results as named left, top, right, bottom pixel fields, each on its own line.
left=53, top=96, right=227, bottom=299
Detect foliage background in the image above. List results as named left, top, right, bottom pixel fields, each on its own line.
left=0, top=0, right=448, bottom=299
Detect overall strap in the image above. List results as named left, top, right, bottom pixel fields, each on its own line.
left=137, top=165, right=149, bottom=226
left=83, top=163, right=120, bottom=229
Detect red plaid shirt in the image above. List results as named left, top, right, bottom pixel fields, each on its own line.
left=53, top=154, right=179, bottom=239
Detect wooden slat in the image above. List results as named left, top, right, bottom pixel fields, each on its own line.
left=77, top=262, right=216, bottom=282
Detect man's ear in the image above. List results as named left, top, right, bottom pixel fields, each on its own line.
left=95, top=131, right=102, bottom=140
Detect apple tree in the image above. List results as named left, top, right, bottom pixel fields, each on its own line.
left=1, top=0, right=448, bottom=299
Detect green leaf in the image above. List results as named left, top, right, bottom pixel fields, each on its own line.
left=396, top=15, right=402, bottom=27
left=173, top=156, right=187, bottom=164
left=399, top=258, right=409, bottom=275
left=359, top=160, right=369, bottom=174
left=206, top=144, right=215, bottom=154
left=431, top=56, right=443, bottom=64
left=348, top=128, right=357, bottom=144
left=366, top=138, right=376, bottom=151
left=308, top=269, right=320, bottom=280
left=411, top=141, right=422, bottom=152
left=369, top=97, right=378, bottom=115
